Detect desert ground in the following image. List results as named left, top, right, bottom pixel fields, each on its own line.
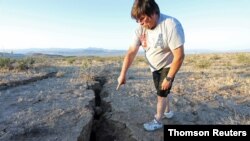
left=0, top=53, right=249, bottom=141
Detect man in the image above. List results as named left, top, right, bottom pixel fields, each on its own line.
left=117, top=0, right=185, bottom=131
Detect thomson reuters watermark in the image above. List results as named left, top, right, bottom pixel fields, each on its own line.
left=164, top=125, right=249, bottom=139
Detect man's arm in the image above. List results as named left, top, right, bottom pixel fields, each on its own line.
left=167, top=45, right=185, bottom=78
left=161, top=45, right=185, bottom=90
left=118, top=45, right=139, bottom=85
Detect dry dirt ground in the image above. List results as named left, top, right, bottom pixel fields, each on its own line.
left=0, top=53, right=249, bottom=141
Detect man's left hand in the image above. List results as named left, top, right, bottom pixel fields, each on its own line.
left=161, top=78, right=172, bottom=90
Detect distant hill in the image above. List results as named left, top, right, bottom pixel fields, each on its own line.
left=2, top=48, right=249, bottom=58
left=0, top=52, right=25, bottom=58
left=14, top=48, right=128, bottom=56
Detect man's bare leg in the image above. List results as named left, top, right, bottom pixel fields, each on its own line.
left=155, top=96, right=167, bottom=120
left=166, top=94, right=171, bottom=113
left=155, top=94, right=172, bottom=120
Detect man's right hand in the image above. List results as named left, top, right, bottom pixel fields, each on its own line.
left=116, top=75, right=126, bottom=90
left=116, top=45, right=139, bottom=91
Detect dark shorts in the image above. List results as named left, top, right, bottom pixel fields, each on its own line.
left=152, top=67, right=174, bottom=97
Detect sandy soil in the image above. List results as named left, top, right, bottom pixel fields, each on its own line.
left=0, top=53, right=249, bottom=141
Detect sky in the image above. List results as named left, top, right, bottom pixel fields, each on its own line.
left=0, top=0, right=250, bottom=52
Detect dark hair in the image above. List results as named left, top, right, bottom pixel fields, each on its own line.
left=131, top=0, right=160, bottom=20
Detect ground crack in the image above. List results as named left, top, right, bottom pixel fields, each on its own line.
left=86, top=76, right=136, bottom=141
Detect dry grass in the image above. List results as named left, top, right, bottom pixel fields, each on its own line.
left=177, top=53, right=249, bottom=95
left=1, top=53, right=249, bottom=125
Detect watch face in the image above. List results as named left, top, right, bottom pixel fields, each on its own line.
left=166, top=77, right=172, bottom=82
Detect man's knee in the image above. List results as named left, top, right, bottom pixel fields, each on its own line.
left=157, top=96, right=167, bottom=102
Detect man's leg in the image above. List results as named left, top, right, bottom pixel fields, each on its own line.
left=143, top=68, right=172, bottom=131
left=155, top=95, right=170, bottom=120
left=157, top=68, right=174, bottom=119
left=166, top=94, right=171, bottom=113
left=144, top=95, right=166, bottom=131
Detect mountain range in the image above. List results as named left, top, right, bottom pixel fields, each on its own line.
left=1, top=47, right=249, bottom=58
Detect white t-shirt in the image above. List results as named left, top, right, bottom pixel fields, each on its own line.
left=131, top=13, right=185, bottom=72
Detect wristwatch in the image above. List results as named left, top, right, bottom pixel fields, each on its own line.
left=166, top=77, right=173, bottom=82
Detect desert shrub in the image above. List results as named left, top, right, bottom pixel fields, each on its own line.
left=0, top=57, right=36, bottom=71
left=210, top=54, right=221, bottom=60
left=33, top=56, right=47, bottom=63
left=16, top=61, right=27, bottom=70
left=0, top=57, right=11, bottom=68
left=16, top=57, right=35, bottom=71
left=184, top=56, right=195, bottom=64
left=133, top=56, right=147, bottom=67
left=236, top=53, right=250, bottom=64
left=65, top=57, right=76, bottom=64
left=135, top=56, right=146, bottom=63
left=91, top=56, right=105, bottom=63
left=195, top=59, right=212, bottom=69
left=26, top=57, right=35, bottom=65
left=224, top=61, right=232, bottom=67
left=81, top=58, right=92, bottom=69
left=103, top=56, right=123, bottom=63
left=80, top=58, right=95, bottom=82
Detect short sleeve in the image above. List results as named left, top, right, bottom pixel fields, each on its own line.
left=130, top=27, right=143, bottom=48
left=167, top=19, right=185, bottom=50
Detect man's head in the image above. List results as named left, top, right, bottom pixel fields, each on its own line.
left=131, top=0, right=160, bottom=29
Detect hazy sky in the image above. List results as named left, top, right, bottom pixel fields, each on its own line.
left=0, top=0, right=250, bottom=51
